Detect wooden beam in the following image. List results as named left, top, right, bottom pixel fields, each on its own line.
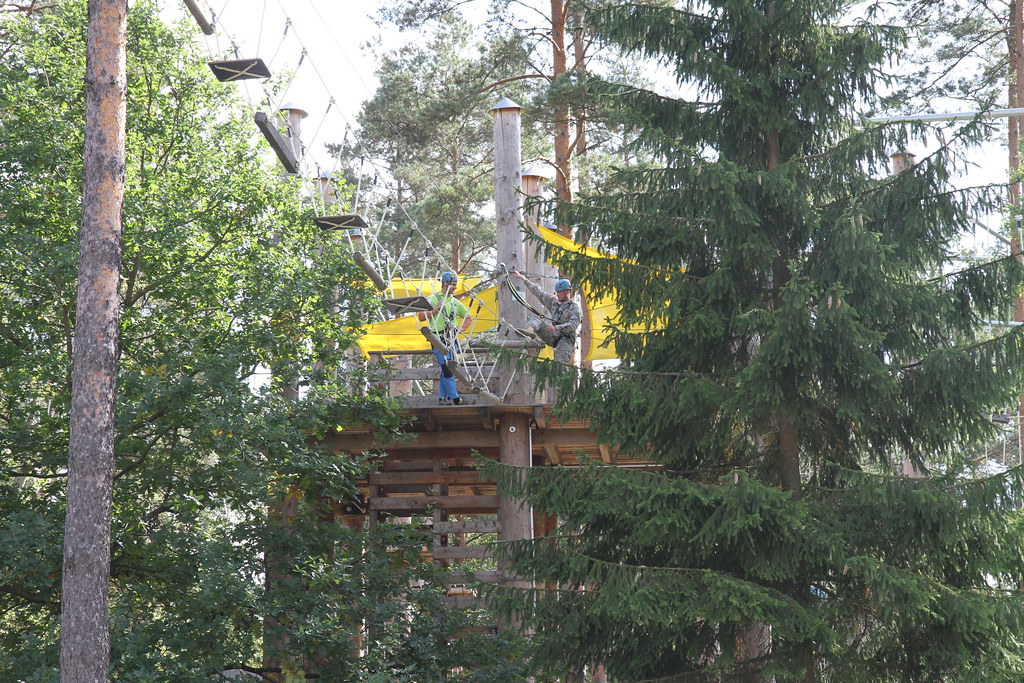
left=533, top=405, right=548, bottom=430
left=329, top=427, right=606, bottom=453
left=370, top=471, right=495, bottom=486
left=544, top=444, right=561, bottom=465
left=369, top=495, right=499, bottom=512
left=254, top=112, right=299, bottom=173
left=402, top=395, right=481, bottom=409
left=328, top=430, right=501, bottom=452
left=599, top=443, right=612, bottom=464
left=353, top=251, right=387, bottom=289
left=414, top=409, right=437, bottom=432
left=182, top=0, right=214, bottom=34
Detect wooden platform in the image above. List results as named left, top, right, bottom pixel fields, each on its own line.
left=324, top=402, right=658, bottom=469
left=325, top=401, right=658, bottom=618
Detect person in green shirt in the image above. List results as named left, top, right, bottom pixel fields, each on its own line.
left=417, top=271, right=473, bottom=404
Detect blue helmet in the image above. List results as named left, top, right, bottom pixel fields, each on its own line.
left=441, top=271, right=458, bottom=285
left=554, top=278, right=571, bottom=292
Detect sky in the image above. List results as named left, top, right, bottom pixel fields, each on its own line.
left=160, top=0, right=395, bottom=181
left=158, top=0, right=1010, bottom=253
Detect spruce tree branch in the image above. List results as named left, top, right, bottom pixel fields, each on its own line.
left=813, top=461, right=1024, bottom=498
left=504, top=539, right=805, bottom=603
left=898, top=322, right=1024, bottom=372
left=924, top=251, right=1021, bottom=283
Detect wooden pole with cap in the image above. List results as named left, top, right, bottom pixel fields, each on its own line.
left=491, top=98, right=534, bottom=619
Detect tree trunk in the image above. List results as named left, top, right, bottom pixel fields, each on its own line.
left=1007, top=1, right=1024, bottom=456
left=59, top=1, right=127, bottom=681
left=571, top=3, right=588, bottom=192
left=550, top=0, right=572, bottom=235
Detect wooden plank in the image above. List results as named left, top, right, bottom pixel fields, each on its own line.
left=401, top=395, right=480, bottom=409
left=435, top=519, right=500, bottom=534
left=370, top=471, right=495, bottom=486
left=432, top=545, right=492, bottom=559
left=333, top=427, right=608, bottom=453
left=378, top=461, right=433, bottom=472
left=544, top=444, right=561, bottom=465
left=533, top=405, right=548, bottom=430
left=254, top=112, right=299, bottom=173
left=599, top=443, right=612, bottom=464
left=534, top=428, right=603, bottom=447
left=369, top=495, right=499, bottom=511
left=328, top=430, right=501, bottom=452
left=182, top=0, right=214, bottom=34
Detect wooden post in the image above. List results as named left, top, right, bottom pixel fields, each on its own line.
left=492, top=97, right=532, bottom=402
left=60, top=1, right=127, bottom=680
left=497, top=412, right=533, bottom=582
left=521, top=168, right=556, bottom=302
left=492, top=98, right=534, bottom=629
left=521, top=167, right=556, bottom=400
left=890, top=151, right=916, bottom=175
left=278, top=102, right=307, bottom=164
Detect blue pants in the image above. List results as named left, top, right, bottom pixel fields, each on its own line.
left=432, top=345, right=460, bottom=399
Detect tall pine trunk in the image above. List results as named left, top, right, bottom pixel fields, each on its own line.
left=59, top=1, right=127, bottom=680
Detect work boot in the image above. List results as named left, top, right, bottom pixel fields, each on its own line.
left=452, top=397, right=463, bottom=406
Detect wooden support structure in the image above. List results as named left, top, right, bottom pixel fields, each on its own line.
left=303, top=97, right=661, bottom=662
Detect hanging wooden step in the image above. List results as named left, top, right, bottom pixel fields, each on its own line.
left=208, top=58, right=270, bottom=82
left=383, top=295, right=432, bottom=317
left=314, top=214, right=368, bottom=231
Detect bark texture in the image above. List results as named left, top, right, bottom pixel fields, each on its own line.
left=59, top=1, right=127, bottom=681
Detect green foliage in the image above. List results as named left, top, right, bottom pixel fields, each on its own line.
left=0, top=1, right=523, bottom=679
left=487, top=1, right=1024, bottom=680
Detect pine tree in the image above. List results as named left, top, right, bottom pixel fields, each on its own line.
left=487, top=1, right=1024, bottom=680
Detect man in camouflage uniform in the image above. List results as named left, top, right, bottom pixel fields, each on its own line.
left=510, top=269, right=582, bottom=365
